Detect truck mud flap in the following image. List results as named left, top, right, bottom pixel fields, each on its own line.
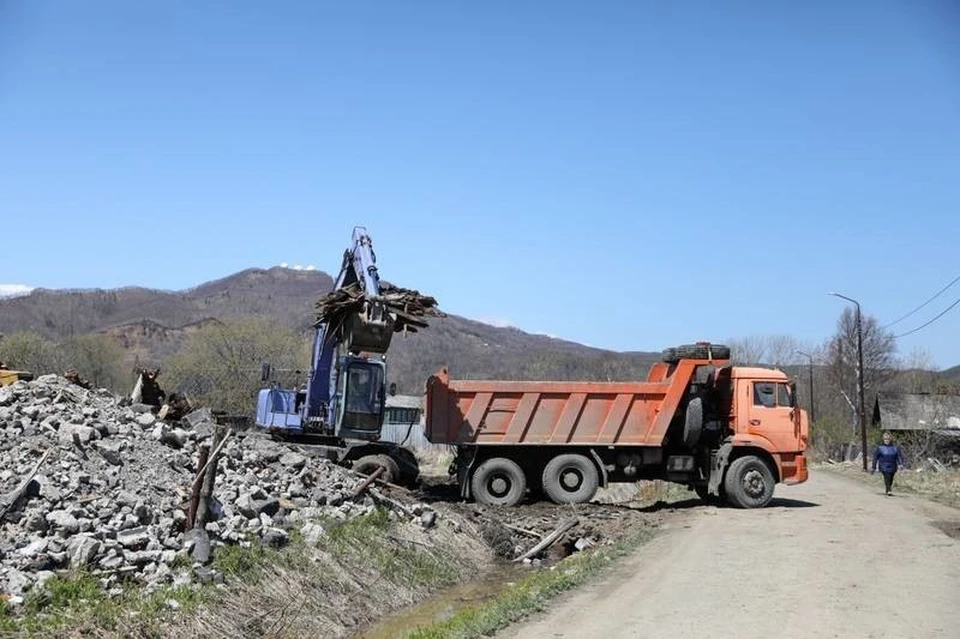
left=708, top=443, right=733, bottom=496
left=588, top=449, right=609, bottom=488
left=456, top=447, right=478, bottom=500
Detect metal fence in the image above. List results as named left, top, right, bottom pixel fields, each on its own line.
left=379, top=422, right=452, bottom=452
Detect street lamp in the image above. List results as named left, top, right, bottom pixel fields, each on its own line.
left=828, top=292, right=867, bottom=471
left=796, top=350, right=815, bottom=423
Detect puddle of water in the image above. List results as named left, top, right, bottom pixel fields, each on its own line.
left=355, top=564, right=528, bottom=639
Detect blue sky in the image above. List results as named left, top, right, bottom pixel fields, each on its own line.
left=2, top=2, right=959, bottom=366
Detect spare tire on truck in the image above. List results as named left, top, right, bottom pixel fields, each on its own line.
left=662, top=344, right=731, bottom=363
left=683, top=397, right=703, bottom=447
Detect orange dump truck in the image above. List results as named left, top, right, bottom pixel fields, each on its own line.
left=425, top=343, right=808, bottom=508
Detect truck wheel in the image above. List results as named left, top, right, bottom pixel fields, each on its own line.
left=683, top=397, right=703, bottom=447
left=723, top=456, right=775, bottom=508
left=471, top=458, right=526, bottom=506
left=353, top=454, right=400, bottom=485
left=542, top=454, right=599, bottom=504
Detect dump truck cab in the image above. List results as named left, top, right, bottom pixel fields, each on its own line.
left=725, top=366, right=809, bottom=485
left=698, top=365, right=809, bottom=506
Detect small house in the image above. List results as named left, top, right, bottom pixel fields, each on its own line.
left=872, top=392, right=960, bottom=435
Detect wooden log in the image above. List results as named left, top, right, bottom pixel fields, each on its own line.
left=342, top=464, right=412, bottom=493
left=0, top=448, right=53, bottom=519
left=369, top=488, right=414, bottom=517
left=194, top=426, right=227, bottom=529
left=512, top=517, right=579, bottom=563
left=186, top=444, right=210, bottom=529
left=502, top=523, right=542, bottom=538
left=351, top=466, right=384, bottom=500
left=189, top=429, right=233, bottom=494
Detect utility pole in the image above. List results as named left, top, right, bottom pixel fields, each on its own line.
left=828, top=292, right=868, bottom=471
left=796, top=350, right=815, bottom=423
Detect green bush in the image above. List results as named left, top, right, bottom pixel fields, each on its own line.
left=162, top=317, right=309, bottom=415
left=0, top=331, right=128, bottom=392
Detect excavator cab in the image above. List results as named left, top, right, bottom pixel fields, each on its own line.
left=336, top=358, right=386, bottom=440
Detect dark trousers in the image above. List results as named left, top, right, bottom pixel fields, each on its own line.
left=881, top=471, right=895, bottom=493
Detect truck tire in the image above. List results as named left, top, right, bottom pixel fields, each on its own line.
left=541, top=454, right=600, bottom=504
left=683, top=398, right=703, bottom=447
left=471, top=458, right=527, bottom=506
left=695, top=365, right=716, bottom=388
left=353, top=454, right=400, bottom=485
left=662, top=344, right=731, bottom=363
left=389, top=447, right=420, bottom=487
left=723, top=455, right=775, bottom=508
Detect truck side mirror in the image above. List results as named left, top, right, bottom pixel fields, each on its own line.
left=389, top=382, right=397, bottom=396
left=261, top=363, right=272, bottom=382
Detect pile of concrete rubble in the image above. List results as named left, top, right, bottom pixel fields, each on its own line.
left=0, top=375, right=438, bottom=604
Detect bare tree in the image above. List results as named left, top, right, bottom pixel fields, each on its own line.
left=766, top=335, right=801, bottom=367
left=896, top=346, right=939, bottom=394
left=727, top=334, right=801, bottom=366
left=825, top=308, right=897, bottom=423
left=727, top=336, right=769, bottom=365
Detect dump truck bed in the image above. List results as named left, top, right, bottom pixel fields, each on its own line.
left=425, top=359, right=710, bottom=447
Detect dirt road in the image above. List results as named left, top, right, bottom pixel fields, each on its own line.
left=504, top=470, right=960, bottom=638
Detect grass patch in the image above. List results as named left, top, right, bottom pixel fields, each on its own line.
left=0, top=572, right=211, bottom=637
left=820, top=463, right=960, bottom=508
left=1, top=508, right=481, bottom=637
left=404, top=529, right=656, bottom=639
left=319, top=509, right=460, bottom=588
left=213, top=541, right=275, bottom=579
left=167, top=507, right=483, bottom=637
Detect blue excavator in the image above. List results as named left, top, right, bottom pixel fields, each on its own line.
left=255, top=227, right=439, bottom=485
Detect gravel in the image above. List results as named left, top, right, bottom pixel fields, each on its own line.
left=0, top=375, right=440, bottom=601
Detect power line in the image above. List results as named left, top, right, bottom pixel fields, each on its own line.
left=882, top=273, right=960, bottom=329
left=894, top=295, right=960, bottom=338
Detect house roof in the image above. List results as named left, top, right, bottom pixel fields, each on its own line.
left=873, top=392, right=960, bottom=432
left=385, top=394, right=422, bottom=409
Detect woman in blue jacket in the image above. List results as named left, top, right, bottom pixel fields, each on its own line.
left=871, top=431, right=905, bottom=495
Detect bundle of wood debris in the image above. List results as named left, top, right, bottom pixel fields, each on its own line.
left=313, top=282, right=443, bottom=333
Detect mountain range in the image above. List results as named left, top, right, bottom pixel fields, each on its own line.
left=0, top=268, right=661, bottom=393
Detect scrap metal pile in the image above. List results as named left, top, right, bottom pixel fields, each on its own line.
left=313, top=282, right=443, bottom=333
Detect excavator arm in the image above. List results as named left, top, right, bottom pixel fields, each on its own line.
left=304, top=227, right=394, bottom=430
left=255, top=225, right=439, bottom=440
